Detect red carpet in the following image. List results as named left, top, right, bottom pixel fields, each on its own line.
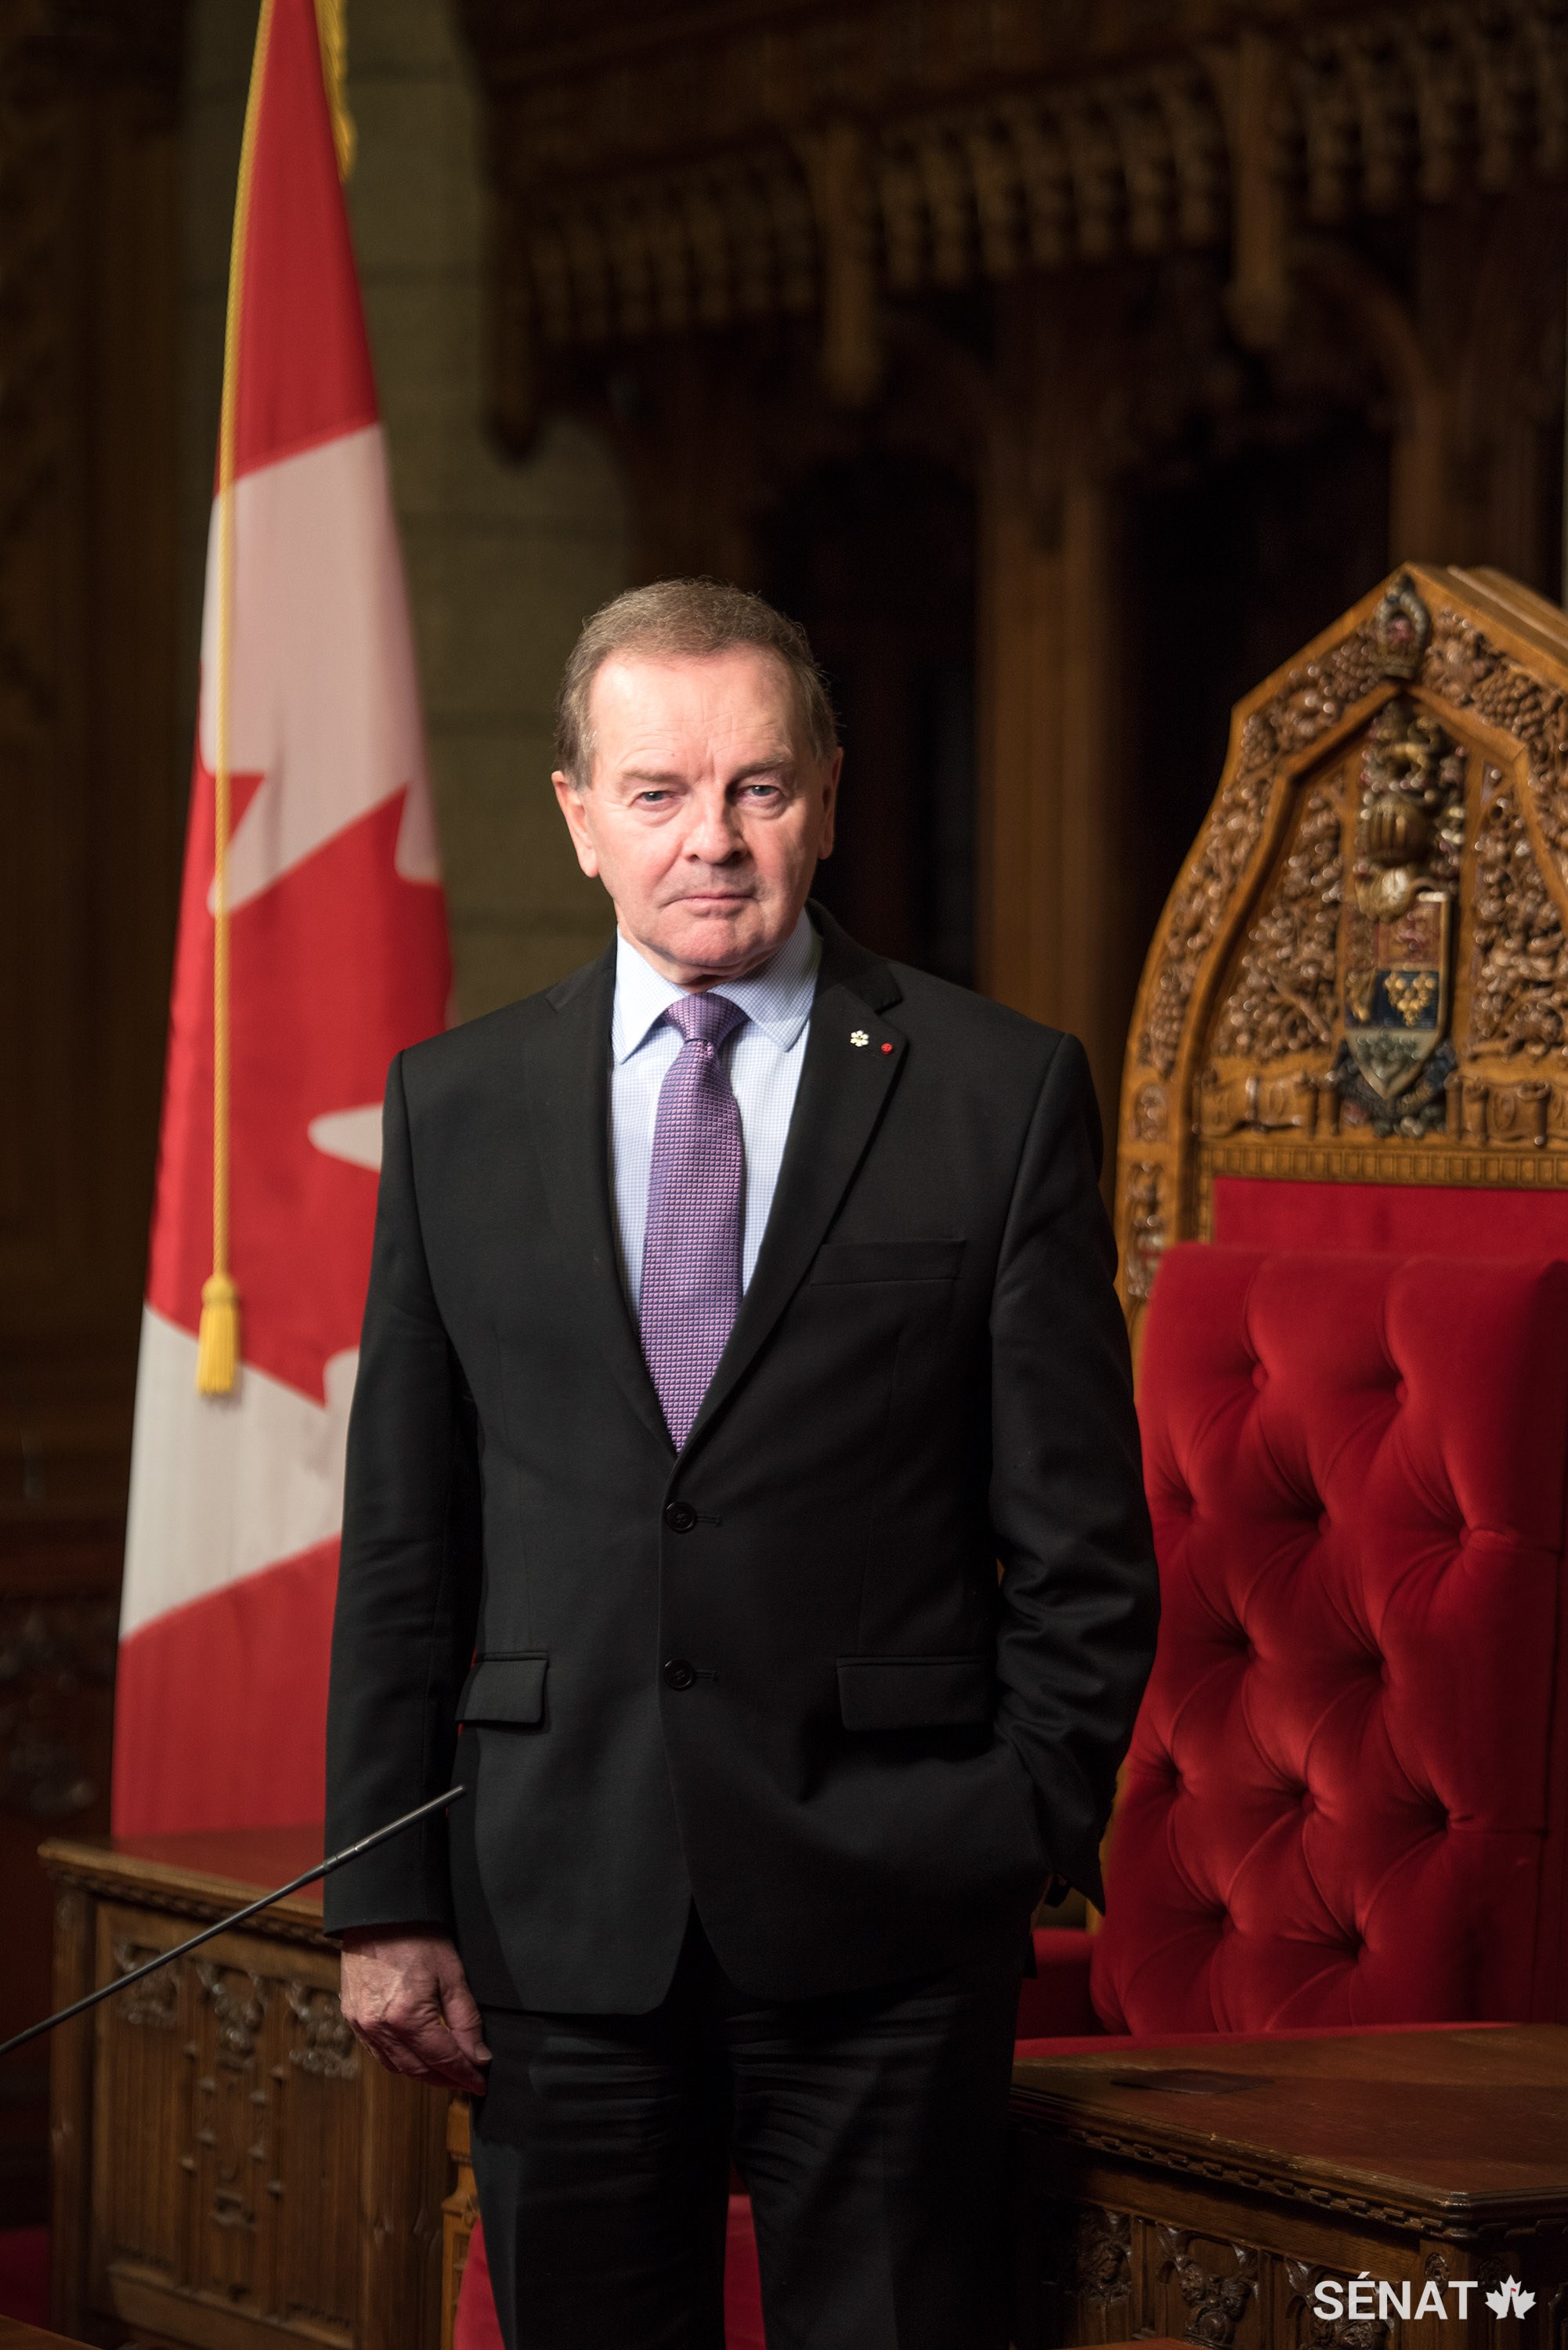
left=0, top=2228, right=49, bottom=2328
left=6, top=2204, right=765, bottom=2344
left=724, top=2195, right=766, bottom=2349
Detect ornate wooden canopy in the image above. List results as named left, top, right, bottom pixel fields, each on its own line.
left=458, top=0, right=1568, bottom=443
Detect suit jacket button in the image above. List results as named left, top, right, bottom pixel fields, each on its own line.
left=663, top=1501, right=697, bottom=1533
left=663, top=1657, right=696, bottom=1691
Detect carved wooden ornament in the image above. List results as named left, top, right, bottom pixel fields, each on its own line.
left=1115, top=563, right=1568, bottom=1333
left=460, top=0, right=1568, bottom=421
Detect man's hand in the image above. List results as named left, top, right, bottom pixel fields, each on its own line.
left=338, top=1927, right=491, bottom=2095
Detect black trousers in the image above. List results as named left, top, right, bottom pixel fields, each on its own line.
left=469, top=1908, right=1024, bottom=2350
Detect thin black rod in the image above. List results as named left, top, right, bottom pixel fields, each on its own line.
left=0, top=1781, right=468, bottom=2065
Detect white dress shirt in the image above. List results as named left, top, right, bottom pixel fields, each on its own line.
left=610, top=910, right=821, bottom=1315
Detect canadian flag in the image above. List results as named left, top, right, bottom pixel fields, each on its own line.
left=113, top=0, right=450, bottom=1835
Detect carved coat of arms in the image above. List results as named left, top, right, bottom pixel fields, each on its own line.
left=1332, top=695, right=1465, bottom=1135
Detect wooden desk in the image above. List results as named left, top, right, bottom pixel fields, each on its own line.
left=41, top=1829, right=448, bottom=2350
left=1010, top=2025, right=1568, bottom=2346
left=0, top=2322, right=89, bottom=2348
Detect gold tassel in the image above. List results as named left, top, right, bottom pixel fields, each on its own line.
left=197, top=0, right=275, bottom=1401
left=196, top=1275, right=241, bottom=1397
left=313, top=0, right=356, bottom=182
left=195, top=0, right=349, bottom=1403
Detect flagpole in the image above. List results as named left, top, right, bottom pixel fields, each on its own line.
left=196, top=0, right=276, bottom=1397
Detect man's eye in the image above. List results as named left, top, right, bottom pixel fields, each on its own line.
left=740, top=782, right=782, bottom=800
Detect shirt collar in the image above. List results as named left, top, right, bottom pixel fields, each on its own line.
left=612, top=909, right=821, bottom=1065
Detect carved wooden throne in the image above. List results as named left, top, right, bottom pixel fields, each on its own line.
left=1115, top=563, right=1568, bottom=1322
left=1012, top=562, right=1568, bottom=2049
left=1007, top=569, right=1568, bottom=2345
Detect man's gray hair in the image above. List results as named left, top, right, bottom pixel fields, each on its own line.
left=554, top=578, right=838, bottom=785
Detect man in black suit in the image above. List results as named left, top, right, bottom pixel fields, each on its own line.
left=326, top=580, right=1157, bottom=2350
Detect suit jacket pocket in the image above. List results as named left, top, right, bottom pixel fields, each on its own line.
left=837, top=1654, right=990, bottom=1730
left=457, top=1652, right=548, bottom=1725
left=810, top=1239, right=964, bottom=1285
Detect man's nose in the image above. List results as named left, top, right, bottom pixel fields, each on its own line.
left=684, top=799, right=746, bottom=862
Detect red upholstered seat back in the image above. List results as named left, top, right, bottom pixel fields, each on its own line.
left=1092, top=1246, right=1568, bottom=2035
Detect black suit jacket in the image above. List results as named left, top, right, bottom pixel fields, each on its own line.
left=323, top=908, right=1157, bottom=2010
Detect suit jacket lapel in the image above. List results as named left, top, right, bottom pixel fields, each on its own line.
left=684, top=910, right=906, bottom=1453
left=524, top=941, right=672, bottom=1452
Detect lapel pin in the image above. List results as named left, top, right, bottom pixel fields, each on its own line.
left=850, top=1029, right=869, bottom=1047
left=880, top=1041, right=894, bottom=1054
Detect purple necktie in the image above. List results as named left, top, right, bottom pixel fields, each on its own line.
left=639, top=992, right=748, bottom=1449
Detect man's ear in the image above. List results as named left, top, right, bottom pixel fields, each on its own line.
left=817, top=747, right=844, bottom=861
left=552, top=770, right=602, bottom=879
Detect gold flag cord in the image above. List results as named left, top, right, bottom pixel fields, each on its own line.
left=195, top=0, right=352, bottom=1397
left=195, top=0, right=276, bottom=1398
left=313, top=0, right=357, bottom=182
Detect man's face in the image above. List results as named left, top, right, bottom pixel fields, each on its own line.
left=552, top=646, right=840, bottom=989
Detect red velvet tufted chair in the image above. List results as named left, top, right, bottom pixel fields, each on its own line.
left=1021, top=561, right=1568, bottom=2051
left=1017, top=1236, right=1568, bottom=2048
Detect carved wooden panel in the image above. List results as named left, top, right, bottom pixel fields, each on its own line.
left=0, top=1540, right=119, bottom=2218
left=1115, top=563, right=1568, bottom=1336
left=1135, top=616, right=1384, bottom=1086
left=0, top=6, right=183, bottom=1495
left=0, top=1595, right=117, bottom=1822
left=0, top=0, right=183, bottom=2218
left=91, top=1907, right=365, bottom=2340
left=45, top=1834, right=446, bottom=2350
left=85, top=1911, right=369, bottom=2337
left=1014, top=2186, right=1567, bottom=2350
left=1010, top=2029, right=1568, bottom=2350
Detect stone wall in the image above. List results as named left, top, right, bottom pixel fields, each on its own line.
left=179, top=0, right=628, bottom=1018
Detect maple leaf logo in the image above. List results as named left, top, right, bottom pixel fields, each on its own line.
left=1485, top=2278, right=1536, bottom=2318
